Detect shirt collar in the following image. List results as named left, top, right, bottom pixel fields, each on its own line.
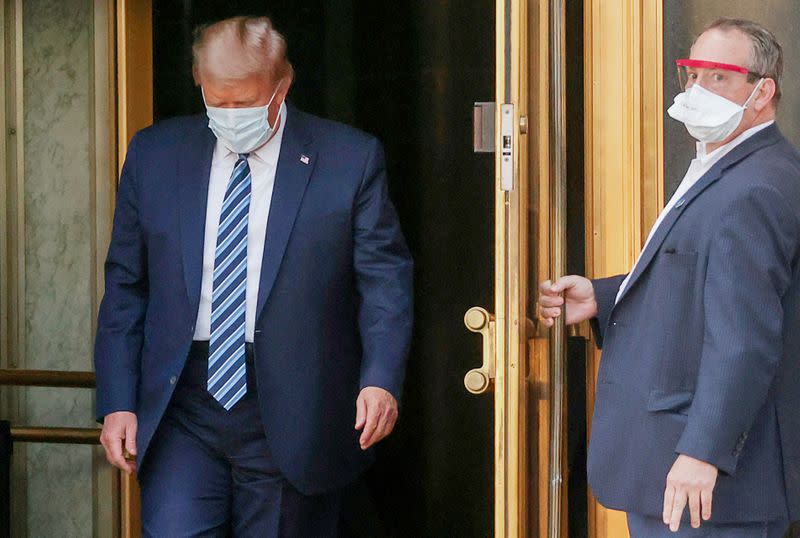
left=213, top=102, right=288, bottom=166
left=695, top=119, right=775, bottom=166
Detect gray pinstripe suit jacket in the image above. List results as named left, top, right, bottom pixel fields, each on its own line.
left=589, top=124, right=800, bottom=522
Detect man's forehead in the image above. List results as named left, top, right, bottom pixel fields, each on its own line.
left=690, top=28, right=752, bottom=67
left=199, top=62, right=270, bottom=90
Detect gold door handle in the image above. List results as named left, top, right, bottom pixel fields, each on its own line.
left=463, top=307, right=496, bottom=394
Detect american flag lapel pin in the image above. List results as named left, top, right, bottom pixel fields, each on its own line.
left=300, top=154, right=310, bottom=165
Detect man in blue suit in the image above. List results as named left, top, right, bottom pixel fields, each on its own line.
left=540, top=19, right=797, bottom=537
left=94, top=16, right=413, bottom=536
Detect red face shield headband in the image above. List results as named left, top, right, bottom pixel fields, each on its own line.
left=675, top=59, right=765, bottom=91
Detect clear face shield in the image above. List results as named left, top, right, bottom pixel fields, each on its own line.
left=669, top=58, right=768, bottom=144
left=675, top=58, right=763, bottom=94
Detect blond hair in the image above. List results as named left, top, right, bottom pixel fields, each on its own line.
left=192, top=16, right=294, bottom=83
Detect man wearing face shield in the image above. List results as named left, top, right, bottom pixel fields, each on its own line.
left=539, top=18, right=798, bottom=537
left=93, top=16, right=413, bottom=536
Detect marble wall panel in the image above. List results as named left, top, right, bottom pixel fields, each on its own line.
left=21, top=0, right=94, bottom=535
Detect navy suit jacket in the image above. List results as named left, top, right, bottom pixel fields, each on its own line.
left=94, top=106, right=413, bottom=494
left=589, top=124, right=800, bottom=522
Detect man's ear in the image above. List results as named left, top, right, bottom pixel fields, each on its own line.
left=280, top=73, right=294, bottom=100
left=752, top=78, right=777, bottom=112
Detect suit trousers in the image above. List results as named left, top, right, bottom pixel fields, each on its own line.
left=138, top=341, right=342, bottom=537
left=627, top=513, right=790, bottom=538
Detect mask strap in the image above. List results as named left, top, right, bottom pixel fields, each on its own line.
left=266, top=80, right=284, bottom=109
left=742, top=78, right=766, bottom=109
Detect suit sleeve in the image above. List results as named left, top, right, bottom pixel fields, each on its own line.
left=589, top=275, right=626, bottom=349
left=353, top=138, right=414, bottom=402
left=94, top=134, right=147, bottom=422
left=675, top=185, right=798, bottom=475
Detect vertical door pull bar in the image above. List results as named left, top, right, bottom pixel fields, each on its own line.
left=549, top=0, right=568, bottom=535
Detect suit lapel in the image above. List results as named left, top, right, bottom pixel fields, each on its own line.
left=615, top=124, right=783, bottom=305
left=255, top=106, right=315, bottom=320
left=178, top=116, right=216, bottom=312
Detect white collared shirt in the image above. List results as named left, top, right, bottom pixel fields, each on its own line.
left=615, top=120, right=775, bottom=304
left=193, top=106, right=288, bottom=342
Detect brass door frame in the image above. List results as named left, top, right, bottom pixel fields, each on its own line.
left=115, top=0, right=152, bottom=535
left=490, top=0, right=530, bottom=535
left=116, top=0, right=152, bottom=160
left=0, top=11, right=27, bottom=532
left=584, top=1, right=664, bottom=537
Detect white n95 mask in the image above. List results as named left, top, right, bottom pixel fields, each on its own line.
left=667, top=78, right=765, bottom=143
left=203, top=82, right=283, bottom=154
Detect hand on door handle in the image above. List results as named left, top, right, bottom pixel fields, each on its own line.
left=463, top=307, right=496, bottom=394
left=537, top=276, right=597, bottom=327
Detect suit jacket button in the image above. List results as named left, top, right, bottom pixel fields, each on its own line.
left=169, top=376, right=177, bottom=385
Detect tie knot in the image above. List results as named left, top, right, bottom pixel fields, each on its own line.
left=238, top=153, right=250, bottom=161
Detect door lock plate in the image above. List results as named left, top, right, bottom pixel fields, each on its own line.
left=472, top=102, right=496, bottom=153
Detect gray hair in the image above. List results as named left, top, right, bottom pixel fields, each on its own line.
left=192, top=16, right=294, bottom=83
left=700, top=18, right=783, bottom=105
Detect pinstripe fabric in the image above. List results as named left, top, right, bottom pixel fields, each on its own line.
left=585, top=125, right=800, bottom=522
left=626, top=513, right=790, bottom=537
left=208, top=154, right=251, bottom=410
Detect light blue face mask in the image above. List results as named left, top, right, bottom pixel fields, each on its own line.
left=203, top=81, right=283, bottom=154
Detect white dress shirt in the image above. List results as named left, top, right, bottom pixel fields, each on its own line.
left=193, top=105, right=288, bottom=342
left=615, top=120, right=775, bottom=304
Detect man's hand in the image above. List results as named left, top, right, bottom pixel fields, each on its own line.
left=355, top=387, right=398, bottom=450
left=538, top=276, right=598, bottom=327
left=100, top=411, right=138, bottom=475
left=663, top=454, right=718, bottom=531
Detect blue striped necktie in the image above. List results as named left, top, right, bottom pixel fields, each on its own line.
left=208, top=153, right=251, bottom=410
